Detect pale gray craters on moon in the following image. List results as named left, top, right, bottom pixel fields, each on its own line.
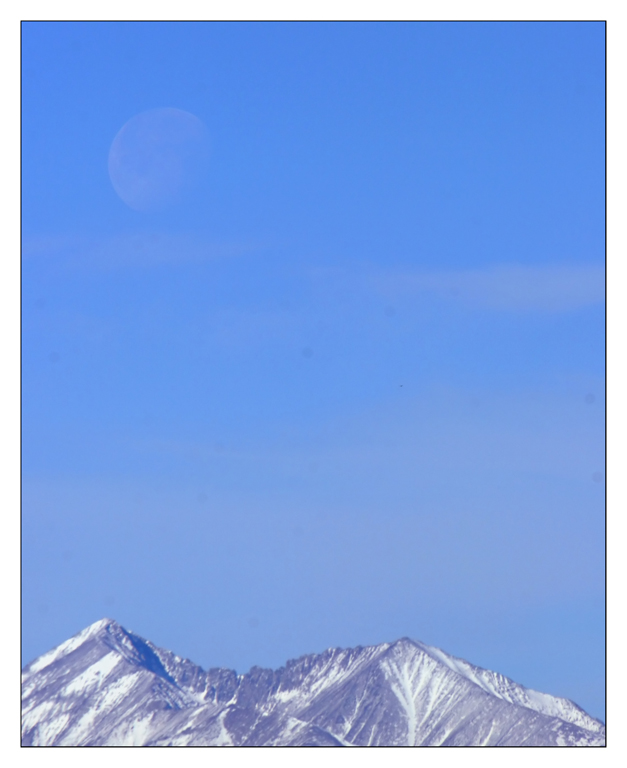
left=108, top=108, right=210, bottom=211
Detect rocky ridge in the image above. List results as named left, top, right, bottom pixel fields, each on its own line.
left=21, top=619, right=605, bottom=746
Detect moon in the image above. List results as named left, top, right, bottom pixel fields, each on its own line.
left=108, top=108, right=210, bottom=211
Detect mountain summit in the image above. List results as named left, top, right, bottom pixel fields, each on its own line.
left=22, top=619, right=604, bottom=746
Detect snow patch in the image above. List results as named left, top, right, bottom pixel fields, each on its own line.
left=213, top=710, right=234, bottom=746
left=62, top=651, right=121, bottom=696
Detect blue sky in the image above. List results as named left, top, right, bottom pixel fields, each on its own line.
left=21, top=21, right=605, bottom=720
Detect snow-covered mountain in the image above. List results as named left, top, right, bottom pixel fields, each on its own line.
left=21, top=619, right=605, bottom=746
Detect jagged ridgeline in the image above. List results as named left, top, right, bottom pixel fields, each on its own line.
left=22, top=619, right=605, bottom=746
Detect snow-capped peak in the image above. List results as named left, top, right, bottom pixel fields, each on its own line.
left=21, top=620, right=605, bottom=747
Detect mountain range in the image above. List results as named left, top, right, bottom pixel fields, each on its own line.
left=21, top=618, right=605, bottom=746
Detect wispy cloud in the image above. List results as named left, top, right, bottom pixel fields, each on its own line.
left=22, top=232, right=261, bottom=271
left=371, top=263, right=605, bottom=312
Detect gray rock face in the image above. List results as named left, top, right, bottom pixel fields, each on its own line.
left=21, top=619, right=605, bottom=746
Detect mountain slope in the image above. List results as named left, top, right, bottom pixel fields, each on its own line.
left=21, top=619, right=605, bottom=746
